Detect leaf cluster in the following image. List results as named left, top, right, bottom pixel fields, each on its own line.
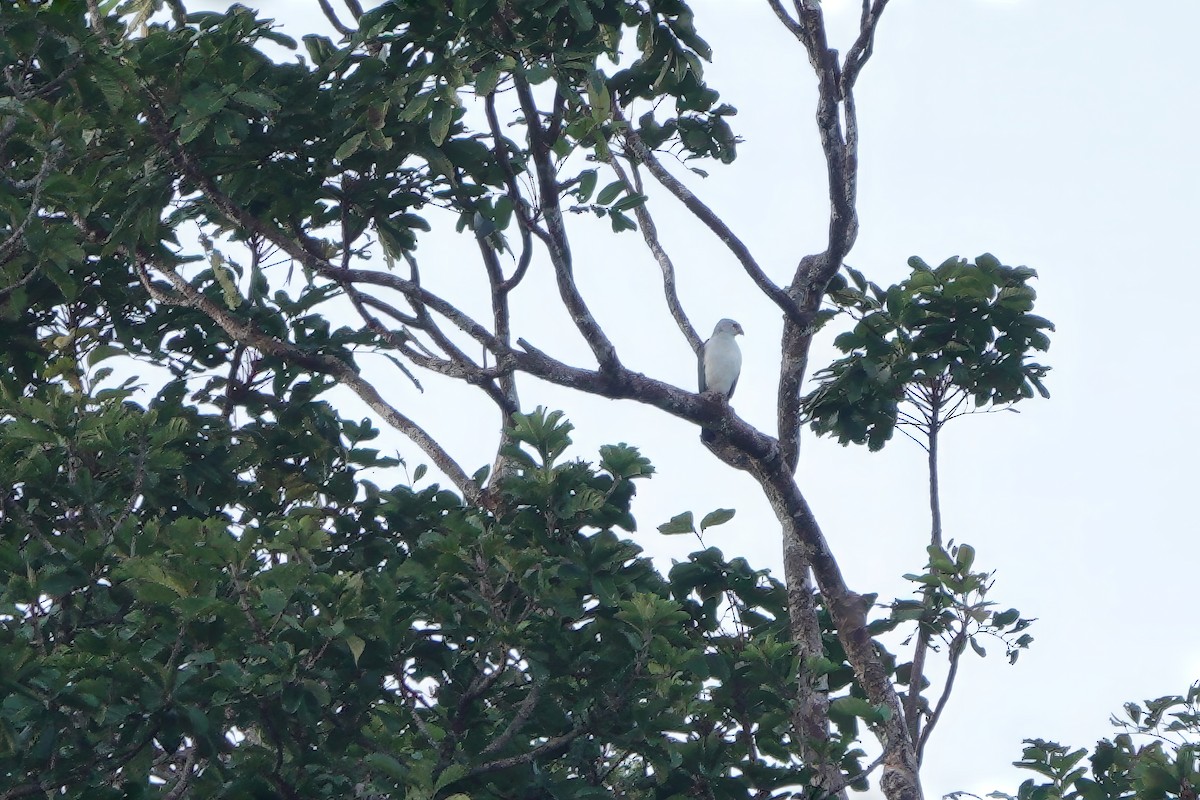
left=993, top=685, right=1200, bottom=800
left=0, top=391, right=826, bottom=798
left=803, top=254, right=1055, bottom=451
left=880, top=543, right=1034, bottom=670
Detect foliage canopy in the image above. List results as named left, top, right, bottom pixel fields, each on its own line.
left=0, top=1, right=1066, bottom=799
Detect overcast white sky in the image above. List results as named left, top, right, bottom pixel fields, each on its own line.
left=186, top=1, right=1200, bottom=796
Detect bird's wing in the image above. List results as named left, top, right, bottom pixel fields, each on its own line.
left=727, top=374, right=738, bottom=399
left=697, top=338, right=709, bottom=392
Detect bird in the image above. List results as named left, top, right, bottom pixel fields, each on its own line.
left=698, top=318, right=743, bottom=442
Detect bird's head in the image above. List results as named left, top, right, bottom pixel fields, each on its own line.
left=714, top=318, right=744, bottom=337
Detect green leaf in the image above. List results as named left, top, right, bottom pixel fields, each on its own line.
left=567, top=0, right=595, bottom=29
left=829, top=696, right=875, bottom=722
left=302, top=34, right=336, bottom=65
left=658, top=511, right=695, bottom=535
left=955, top=543, right=975, bottom=572
left=610, top=193, right=648, bottom=212
left=993, top=608, right=1021, bottom=627
left=586, top=69, right=610, bottom=120
left=346, top=635, right=365, bottom=666
left=476, top=61, right=502, bottom=96
left=576, top=169, right=598, bottom=202
left=609, top=210, right=636, bottom=232
left=596, top=180, right=625, bottom=206
left=430, top=98, right=454, bottom=146
left=335, top=131, right=367, bottom=161
left=699, top=508, right=735, bottom=532
left=364, top=752, right=406, bottom=780
left=434, top=764, right=467, bottom=792
left=232, top=90, right=280, bottom=113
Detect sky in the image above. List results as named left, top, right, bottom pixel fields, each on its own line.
left=179, top=0, right=1200, bottom=796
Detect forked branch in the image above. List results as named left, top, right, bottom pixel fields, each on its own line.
left=135, top=259, right=483, bottom=504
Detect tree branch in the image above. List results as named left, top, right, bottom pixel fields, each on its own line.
left=480, top=677, right=543, bottom=758
left=135, top=259, right=483, bottom=504
left=465, top=718, right=591, bottom=780
left=617, top=107, right=801, bottom=322
left=905, top=396, right=943, bottom=757
left=917, top=630, right=966, bottom=762
left=765, top=0, right=806, bottom=43
left=512, top=73, right=620, bottom=371
left=844, top=0, right=891, bottom=92
left=748, top=458, right=922, bottom=800
left=484, top=94, right=534, bottom=294
left=603, top=147, right=701, bottom=353
left=316, top=0, right=355, bottom=37
left=0, top=139, right=65, bottom=274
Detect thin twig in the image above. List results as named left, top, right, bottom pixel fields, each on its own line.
left=918, top=629, right=966, bottom=760
left=616, top=107, right=800, bottom=322
left=604, top=147, right=700, bottom=353
left=162, top=746, right=197, bottom=800
left=0, top=139, right=66, bottom=273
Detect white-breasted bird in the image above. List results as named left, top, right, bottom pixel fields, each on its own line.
left=698, top=318, right=744, bottom=441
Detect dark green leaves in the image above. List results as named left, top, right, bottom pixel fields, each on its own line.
left=506, top=405, right=574, bottom=469
left=804, top=254, right=1055, bottom=451
left=0, top=379, right=809, bottom=798
left=1001, top=697, right=1200, bottom=800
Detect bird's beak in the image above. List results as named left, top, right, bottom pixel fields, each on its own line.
left=734, top=323, right=744, bottom=335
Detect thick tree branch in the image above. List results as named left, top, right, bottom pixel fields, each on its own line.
left=749, top=459, right=922, bottom=800
left=116, top=20, right=923, bottom=797
left=775, top=292, right=821, bottom=473
left=761, top=3, right=916, bottom=795
left=785, top=560, right=844, bottom=798
left=773, top=0, right=890, bottom=471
